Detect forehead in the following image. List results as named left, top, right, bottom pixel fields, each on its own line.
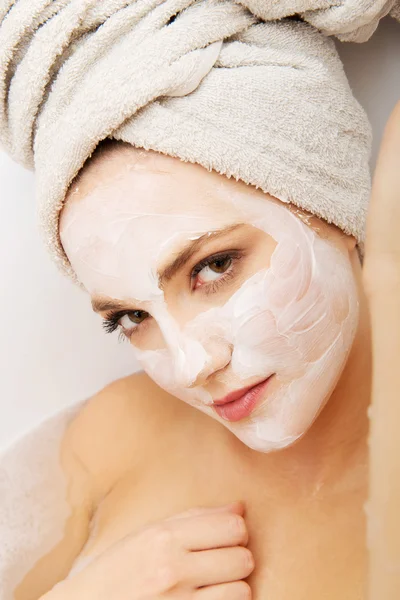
left=61, top=147, right=251, bottom=228
left=60, top=148, right=265, bottom=299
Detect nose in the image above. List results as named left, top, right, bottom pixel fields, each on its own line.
left=186, top=339, right=233, bottom=388
left=167, top=335, right=232, bottom=389
left=155, top=306, right=232, bottom=389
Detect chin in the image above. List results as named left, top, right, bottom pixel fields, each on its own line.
left=230, top=427, right=302, bottom=453
left=220, top=410, right=320, bottom=453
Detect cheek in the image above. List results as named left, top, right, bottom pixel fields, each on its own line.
left=130, top=321, right=165, bottom=351
left=235, top=242, right=358, bottom=445
left=133, top=347, right=176, bottom=389
left=133, top=345, right=214, bottom=411
left=230, top=233, right=358, bottom=382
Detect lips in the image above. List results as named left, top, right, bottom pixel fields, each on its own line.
left=212, top=376, right=273, bottom=422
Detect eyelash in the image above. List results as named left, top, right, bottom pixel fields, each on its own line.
left=190, top=250, right=241, bottom=292
left=102, top=250, right=243, bottom=339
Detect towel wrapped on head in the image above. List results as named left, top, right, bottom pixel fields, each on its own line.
left=0, top=3, right=400, bottom=598
left=0, top=0, right=399, bottom=286
left=239, top=0, right=399, bottom=41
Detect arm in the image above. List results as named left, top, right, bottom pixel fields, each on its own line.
left=363, top=100, right=400, bottom=600
left=26, top=374, right=152, bottom=600
left=12, top=408, right=95, bottom=600
left=9, top=376, right=135, bottom=600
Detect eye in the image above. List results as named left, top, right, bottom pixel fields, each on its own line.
left=196, top=256, right=232, bottom=284
left=120, top=310, right=149, bottom=328
left=102, top=309, right=150, bottom=338
left=191, top=252, right=240, bottom=292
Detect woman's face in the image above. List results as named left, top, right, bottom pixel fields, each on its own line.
left=60, top=145, right=359, bottom=452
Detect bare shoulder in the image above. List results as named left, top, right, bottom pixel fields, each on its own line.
left=16, top=374, right=184, bottom=596
left=62, top=371, right=183, bottom=501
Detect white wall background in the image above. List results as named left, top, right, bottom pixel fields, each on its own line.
left=0, top=17, right=399, bottom=450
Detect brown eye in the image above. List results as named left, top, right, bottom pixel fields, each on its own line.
left=209, top=257, right=232, bottom=273
left=122, top=310, right=149, bottom=326
left=128, top=310, right=149, bottom=324
left=195, top=255, right=233, bottom=285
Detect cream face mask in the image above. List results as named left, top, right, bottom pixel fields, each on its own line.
left=60, top=154, right=359, bottom=452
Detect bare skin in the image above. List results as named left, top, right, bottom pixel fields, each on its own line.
left=29, top=358, right=369, bottom=600
left=363, top=100, right=400, bottom=599
left=21, top=101, right=400, bottom=600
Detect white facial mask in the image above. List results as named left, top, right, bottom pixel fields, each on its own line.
left=61, top=168, right=359, bottom=452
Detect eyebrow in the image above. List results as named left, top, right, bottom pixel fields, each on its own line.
left=158, top=222, right=244, bottom=286
left=92, top=297, right=132, bottom=314
left=92, top=222, right=244, bottom=314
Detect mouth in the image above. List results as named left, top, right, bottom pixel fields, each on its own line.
left=212, top=375, right=274, bottom=423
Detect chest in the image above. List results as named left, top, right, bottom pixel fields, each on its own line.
left=78, top=452, right=367, bottom=599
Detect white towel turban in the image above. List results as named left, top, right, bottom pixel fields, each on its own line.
left=0, top=0, right=399, bottom=285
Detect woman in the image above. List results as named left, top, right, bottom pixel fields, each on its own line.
left=0, top=1, right=399, bottom=599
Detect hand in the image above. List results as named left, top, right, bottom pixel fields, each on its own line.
left=42, top=501, right=254, bottom=600
left=362, top=99, right=400, bottom=600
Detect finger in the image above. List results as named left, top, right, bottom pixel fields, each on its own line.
left=186, top=546, right=254, bottom=587
left=165, top=501, right=245, bottom=522
left=195, top=580, right=252, bottom=599
left=364, top=99, right=400, bottom=276
left=173, top=511, right=248, bottom=551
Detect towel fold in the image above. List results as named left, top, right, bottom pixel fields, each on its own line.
left=0, top=3, right=399, bottom=596
left=1, top=1, right=398, bottom=286
left=240, top=0, right=400, bottom=41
